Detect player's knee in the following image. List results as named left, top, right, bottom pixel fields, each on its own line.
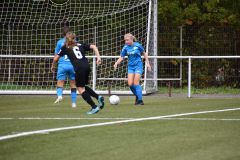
left=57, top=80, right=65, bottom=87
left=128, top=82, right=134, bottom=86
left=133, top=81, right=139, bottom=85
left=69, top=80, right=76, bottom=88
left=128, top=77, right=134, bottom=86
left=133, top=78, right=140, bottom=85
left=77, top=87, right=85, bottom=94
left=133, top=74, right=141, bottom=85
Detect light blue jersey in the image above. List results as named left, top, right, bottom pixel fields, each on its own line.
left=120, top=42, right=144, bottom=74
left=120, top=42, right=144, bottom=66
left=55, top=38, right=72, bottom=65
left=54, top=38, right=75, bottom=80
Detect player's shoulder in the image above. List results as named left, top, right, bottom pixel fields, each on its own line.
left=59, top=44, right=67, bottom=52
left=134, top=42, right=142, bottom=47
left=57, top=38, right=65, bottom=42
left=122, top=44, right=128, bottom=50
left=56, top=38, right=65, bottom=46
left=76, top=43, right=85, bottom=48
left=78, top=43, right=91, bottom=50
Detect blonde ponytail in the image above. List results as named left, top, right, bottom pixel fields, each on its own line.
left=65, top=32, right=76, bottom=48
left=132, top=35, right=137, bottom=42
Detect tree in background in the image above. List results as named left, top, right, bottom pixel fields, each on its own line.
left=158, top=0, right=240, bottom=88
left=158, top=0, right=240, bottom=26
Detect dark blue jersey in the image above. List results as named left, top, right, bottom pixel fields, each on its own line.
left=120, top=42, right=144, bottom=66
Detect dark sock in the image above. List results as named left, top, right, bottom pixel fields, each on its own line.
left=85, top=86, right=99, bottom=99
left=82, top=91, right=96, bottom=108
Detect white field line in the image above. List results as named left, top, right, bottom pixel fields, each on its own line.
left=0, top=117, right=134, bottom=120
left=161, top=118, right=240, bottom=121
left=0, top=117, right=240, bottom=121
left=0, top=107, right=239, bottom=141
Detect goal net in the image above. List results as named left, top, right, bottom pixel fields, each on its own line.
left=0, top=0, right=158, bottom=94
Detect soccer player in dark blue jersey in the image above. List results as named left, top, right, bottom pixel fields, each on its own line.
left=114, top=33, right=151, bottom=105
left=51, top=32, right=104, bottom=114
left=54, top=27, right=77, bottom=108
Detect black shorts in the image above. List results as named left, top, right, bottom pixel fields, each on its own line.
left=74, top=61, right=90, bottom=87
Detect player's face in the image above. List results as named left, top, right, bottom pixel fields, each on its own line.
left=124, top=37, right=133, bottom=46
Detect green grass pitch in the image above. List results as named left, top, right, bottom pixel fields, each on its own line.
left=0, top=95, right=240, bottom=160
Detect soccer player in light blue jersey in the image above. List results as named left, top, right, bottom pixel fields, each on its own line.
left=114, top=33, right=151, bottom=105
left=54, top=26, right=77, bottom=108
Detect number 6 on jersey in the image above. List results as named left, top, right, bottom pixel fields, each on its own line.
left=73, top=46, right=83, bottom=59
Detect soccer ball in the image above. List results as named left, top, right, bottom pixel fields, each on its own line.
left=109, top=95, right=120, bottom=105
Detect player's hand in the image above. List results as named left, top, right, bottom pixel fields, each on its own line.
left=96, top=57, right=101, bottom=65
left=51, top=65, right=55, bottom=73
left=113, top=63, right=118, bottom=71
left=147, top=63, right=152, bottom=72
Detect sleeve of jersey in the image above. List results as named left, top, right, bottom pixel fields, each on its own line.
left=54, top=41, right=61, bottom=54
left=138, top=44, right=145, bottom=54
left=57, top=48, right=64, bottom=57
left=120, top=46, right=127, bottom=57
left=82, top=44, right=91, bottom=51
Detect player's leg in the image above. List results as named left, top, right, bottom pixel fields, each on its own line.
left=128, top=74, right=135, bottom=92
left=68, top=65, right=77, bottom=108
left=128, top=66, right=138, bottom=104
left=76, top=66, right=99, bottom=114
left=133, top=73, right=144, bottom=105
left=85, top=86, right=98, bottom=99
left=133, top=63, right=144, bottom=105
left=85, top=85, right=105, bottom=109
left=70, top=80, right=77, bottom=108
left=84, top=66, right=104, bottom=110
left=54, top=65, right=66, bottom=104
left=77, top=87, right=97, bottom=109
left=55, top=81, right=64, bottom=103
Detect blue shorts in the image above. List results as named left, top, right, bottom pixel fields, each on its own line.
left=128, top=63, right=143, bottom=75
left=57, top=64, right=75, bottom=80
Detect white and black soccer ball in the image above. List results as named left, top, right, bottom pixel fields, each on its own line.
left=109, top=95, right=120, bottom=105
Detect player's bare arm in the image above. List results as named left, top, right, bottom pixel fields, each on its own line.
left=114, top=57, right=124, bottom=70
left=143, top=52, right=151, bottom=71
left=51, top=54, right=60, bottom=73
left=90, top=44, right=101, bottom=65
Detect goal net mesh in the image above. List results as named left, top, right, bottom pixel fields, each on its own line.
left=0, top=0, right=157, bottom=94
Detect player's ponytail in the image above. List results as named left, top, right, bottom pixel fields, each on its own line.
left=65, top=32, right=76, bottom=48
left=132, top=36, right=137, bottom=42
